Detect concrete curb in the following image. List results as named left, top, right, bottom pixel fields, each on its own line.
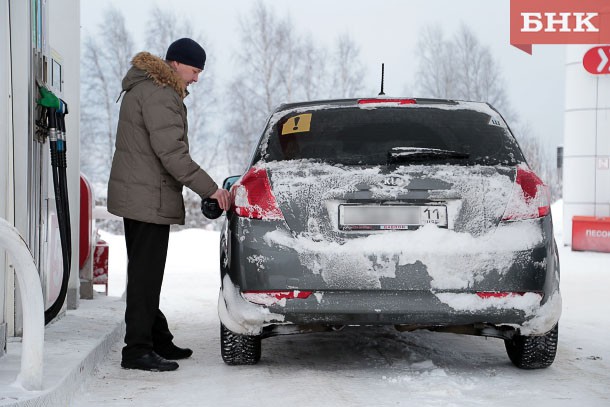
left=0, top=296, right=125, bottom=407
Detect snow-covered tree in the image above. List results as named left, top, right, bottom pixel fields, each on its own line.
left=414, top=24, right=559, bottom=199
left=415, top=24, right=512, bottom=119
left=80, top=6, right=134, bottom=195
left=224, top=1, right=367, bottom=173
left=225, top=1, right=312, bottom=172
left=330, top=33, right=365, bottom=99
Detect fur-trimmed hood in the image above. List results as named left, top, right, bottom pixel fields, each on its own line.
left=122, top=52, right=186, bottom=98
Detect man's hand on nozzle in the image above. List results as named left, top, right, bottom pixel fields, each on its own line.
left=210, top=188, right=231, bottom=211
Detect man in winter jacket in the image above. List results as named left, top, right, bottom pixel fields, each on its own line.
left=107, top=38, right=230, bottom=372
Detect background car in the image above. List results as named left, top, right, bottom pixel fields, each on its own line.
left=211, top=97, right=561, bottom=369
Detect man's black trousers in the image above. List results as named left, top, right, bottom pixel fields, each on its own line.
left=122, top=218, right=174, bottom=360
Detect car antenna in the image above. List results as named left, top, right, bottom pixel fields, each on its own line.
left=378, top=63, right=385, bottom=96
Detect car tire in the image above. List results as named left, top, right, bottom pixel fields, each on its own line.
left=504, top=324, right=558, bottom=369
left=220, top=323, right=262, bottom=365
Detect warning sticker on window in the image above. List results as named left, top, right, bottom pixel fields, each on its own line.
left=489, top=117, right=504, bottom=127
left=281, top=113, right=312, bottom=135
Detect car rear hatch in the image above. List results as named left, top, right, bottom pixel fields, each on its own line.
left=265, top=161, right=515, bottom=238
left=237, top=99, right=549, bottom=291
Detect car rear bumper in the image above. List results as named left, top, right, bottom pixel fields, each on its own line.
left=218, top=275, right=562, bottom=337
left=219, top=216, right=561, bottom=336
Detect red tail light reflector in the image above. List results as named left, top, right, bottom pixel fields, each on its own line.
left=502, top=164, right=550, bottom=221
left=476, top=291, right=543, bottom=300
left=476, top=292, right=525, bottom=299
left=358, top=98, right=416, bottom=105
left=232, top=167, right=284, bottom=220
left=242, top=290, right=313, bottom=305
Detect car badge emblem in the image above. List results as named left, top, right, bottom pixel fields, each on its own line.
left=381, top=176, right=405, bottom=187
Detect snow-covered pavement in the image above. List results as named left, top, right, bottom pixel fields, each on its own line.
left=73, top=202, right=610, bottom=406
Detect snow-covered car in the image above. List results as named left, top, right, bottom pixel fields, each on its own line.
left=215, top=97, right=561, bottom=369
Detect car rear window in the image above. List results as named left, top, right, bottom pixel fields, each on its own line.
left=263, top=107, right=524, bottom=166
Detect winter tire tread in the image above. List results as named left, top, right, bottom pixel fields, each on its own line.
left=220, top=323, right=262, bottom=365
left=505, top=324, right=558, bottom=369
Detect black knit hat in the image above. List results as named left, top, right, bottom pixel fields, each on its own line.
left=166, top=38, right=206, bottom=70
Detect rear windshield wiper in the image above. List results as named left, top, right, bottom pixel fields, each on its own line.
left=388, top=147, right=469, bottom=163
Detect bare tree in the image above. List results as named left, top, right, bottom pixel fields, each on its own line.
left=452, top=25, right=514, bottom=121
left=414, top=26, right=454, bottom=102
left=414, top=24, right=558, bottom=197
left=80, top=6, right=134, bottom=196
left=415, top=24, right=512, bottom=117
left=144, top=7, right=194, bottom=58
left=224, top=1, right=296, bottom=172
left=298, top=35, right=329, bottom=101
left=236, top=1, right=290, bottom=113
left=416, top=25, right=513, bottom=114
left=330, top=33, right=365, bottom=98
left=224, top=2, right=367, bottom=173
left=275, top=19, right=302, bottom=103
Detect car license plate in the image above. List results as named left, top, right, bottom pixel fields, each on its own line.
left=338, top=205, right=447, bottom=230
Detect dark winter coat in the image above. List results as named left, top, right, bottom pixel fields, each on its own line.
left=107, top=52, right=217, bottom=225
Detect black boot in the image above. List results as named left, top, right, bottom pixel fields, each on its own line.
left=121, top=351, right=179, bottom=371
left=154, top=342, right=193, bottom=360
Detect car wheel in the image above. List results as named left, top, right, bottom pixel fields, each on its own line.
left=220, top=323, right=262, bottom=365
left=504, top=324, right=558, bottom=369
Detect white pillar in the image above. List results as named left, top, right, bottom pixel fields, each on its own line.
left=563, top=45, right=610, bottom=245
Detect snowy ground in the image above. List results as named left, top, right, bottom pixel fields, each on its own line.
left=74, top=202, right=610, bottom=406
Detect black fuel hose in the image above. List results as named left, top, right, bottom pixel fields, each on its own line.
left=44, top=107, right=71, bottom=325
left=57, top=111, right=71, bottom=260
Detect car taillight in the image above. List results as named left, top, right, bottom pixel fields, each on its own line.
left=477, top=292, right=522, bottom=298
left=501, top=164, right=550, bottom=221
left=476, top=291, right=544, bottom=300
left=242, top=290, right=313, bottom=305
left=232, top=167, right=284, bottom=220
left=358, top=98, right=416, bottom=105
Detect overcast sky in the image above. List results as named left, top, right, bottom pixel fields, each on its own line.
left=80, top=0, right=566, bottom=160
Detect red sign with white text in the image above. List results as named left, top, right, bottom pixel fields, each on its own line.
left=572, top=216, right=610, bottom=253
left=583, top=46, right=610, bottom=74
left=510, top=0, right=610, bottom=54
